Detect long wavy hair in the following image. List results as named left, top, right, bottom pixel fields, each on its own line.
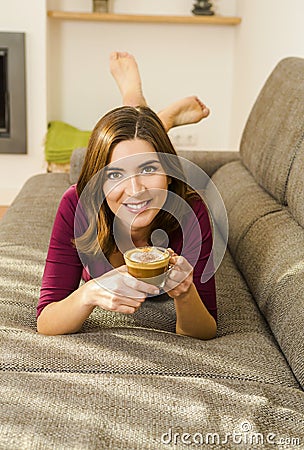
left=75, top=106, right=196, bottom=258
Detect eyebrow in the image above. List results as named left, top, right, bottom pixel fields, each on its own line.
left=105, top=166, right=123, bottom=172
left=105, top=159, right=160, bottom=172
left=138, top=159, right=160, bottom=168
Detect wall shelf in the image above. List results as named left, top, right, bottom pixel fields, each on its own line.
left=47, top=11, right=241, bottom=26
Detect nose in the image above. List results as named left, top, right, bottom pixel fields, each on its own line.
left=125, top=174, right=145, bottom=196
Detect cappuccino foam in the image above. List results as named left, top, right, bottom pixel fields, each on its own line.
left=129, top=248, right=166, bottom=263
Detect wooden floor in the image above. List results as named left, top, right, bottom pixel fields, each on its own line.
left=0, top=206, right=9, bottom=221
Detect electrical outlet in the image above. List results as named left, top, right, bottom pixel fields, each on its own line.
left=170, top=133, right=181, bottom=146
left=169, top=132, right=198, bottom=147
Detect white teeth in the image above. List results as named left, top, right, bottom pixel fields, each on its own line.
left=126, top=201, right=148, bottom=210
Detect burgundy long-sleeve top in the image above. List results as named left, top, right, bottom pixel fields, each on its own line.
left=37, top=185, right=217, bottom=321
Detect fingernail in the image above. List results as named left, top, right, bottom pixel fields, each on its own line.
left=153, top=288, right=160, bottom=295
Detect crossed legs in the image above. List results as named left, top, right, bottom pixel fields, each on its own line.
left=110, top=51, right=210, bottom=133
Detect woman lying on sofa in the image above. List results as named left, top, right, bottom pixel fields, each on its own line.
left=36, top=52, right=217, bottom=339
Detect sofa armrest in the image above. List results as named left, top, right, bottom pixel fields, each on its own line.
left=176, top=150, right=240, bottom=178
left=69, top=147, right=87, bottom=184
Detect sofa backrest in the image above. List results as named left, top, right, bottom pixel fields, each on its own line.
left=240, top=57, right=304, bottom=210
left=227, top=57, right=304, bottom=388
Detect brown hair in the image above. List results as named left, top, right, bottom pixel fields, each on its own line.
left=75, top=106, right=196, bottom=257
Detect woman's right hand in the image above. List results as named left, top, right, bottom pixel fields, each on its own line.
left=82, top=265, right=160, bottom=314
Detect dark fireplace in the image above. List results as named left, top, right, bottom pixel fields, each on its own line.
left=0, top=48, right=9, bottom=135
left=0, top=32, right=27, bottom=154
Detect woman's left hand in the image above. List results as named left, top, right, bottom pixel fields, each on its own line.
left=164, top=249, right=193, bottom=299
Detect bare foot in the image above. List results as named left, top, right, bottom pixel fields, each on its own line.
left=158, top=96, right=210, bottom=132
left=110, top=51, right=147, bottom=107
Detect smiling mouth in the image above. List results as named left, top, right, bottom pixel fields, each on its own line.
left=124, top=200, right=152, bottom=213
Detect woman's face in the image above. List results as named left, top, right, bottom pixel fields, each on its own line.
left=103, top=138, right=170, bottom=234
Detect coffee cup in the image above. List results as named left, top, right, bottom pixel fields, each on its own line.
left=123, top=246, right=170, bottom=287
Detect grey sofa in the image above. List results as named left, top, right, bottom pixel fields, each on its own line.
left=1, top=57, right=304, bottom=449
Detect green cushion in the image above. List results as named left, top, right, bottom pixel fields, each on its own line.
left=45, top=121, right=91, bottom=164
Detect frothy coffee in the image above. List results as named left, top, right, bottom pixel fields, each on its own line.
left=128, top=247, right=166, bottom=263
left=124, top=246, right=170, bottom=287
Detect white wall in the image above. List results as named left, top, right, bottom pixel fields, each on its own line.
left=47, top=0, right=238, bottom=154
left=0, top=0, right=47, bottom=204
left=231, top=0, right=304, bottom=148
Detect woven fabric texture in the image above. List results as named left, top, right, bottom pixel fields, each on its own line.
left=0, top=173, right=71, bottom=248
left=1, top=204, right=297, bottom=388
left=1, top=372, right=304, bottom=450
left=287, top=141, right=304, bottom=228
left=235, top=210, right=304, bottom=389
left=209, top=161, right=283, bottom=256
left=1, top=174, right=303, bottom=449
left=209, top=154, right=304, bottom=389
left=240, top=57, right=304, bottom=205
left=1, top=171, right=304, bottom=448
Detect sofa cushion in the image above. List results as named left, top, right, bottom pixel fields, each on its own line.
left=287, top=142, right=304, bottom=228
left=0, top=173, right=71, bottom=248
left=0, top=372, right=304, bottom=450
left=209, top=160, right=283, bottom=256
left=1, top=167, right=303, bottom=447
left=235, top=210, right=304, bottom=389
left=1, top=171, right=301, bottom=391
left=177, top=149, right=240, bottom=179
left=211, top=159, right=304, bottom=389
left=0, top=173, right=298, bottom=388
left=0, top=213, right=298, bottom=389
left=240, top=57, right=304, bottom=205
left=1, top=371, right=303, bottom=450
